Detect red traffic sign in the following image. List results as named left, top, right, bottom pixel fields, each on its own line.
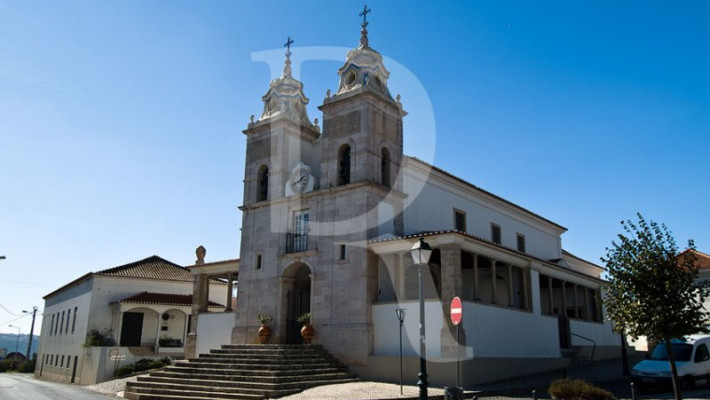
left=450, top=296, right=463, bottom=325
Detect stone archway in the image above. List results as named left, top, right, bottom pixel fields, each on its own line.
left=282, top=263, right=312, bottom=344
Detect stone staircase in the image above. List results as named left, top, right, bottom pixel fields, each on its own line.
left=123, top=344, right=358, bottom=400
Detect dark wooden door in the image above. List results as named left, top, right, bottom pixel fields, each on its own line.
left=120, top=312, right=144, bottom=346
left=286, top=288, right=310, bottom=344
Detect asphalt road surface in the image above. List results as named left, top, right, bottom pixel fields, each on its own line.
left=0, top=373, right=113, bottom=400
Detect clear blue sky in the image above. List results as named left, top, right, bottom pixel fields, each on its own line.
left=1, top=1, right=709, bottom=334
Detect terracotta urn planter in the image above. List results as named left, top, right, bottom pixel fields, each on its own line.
left=257, top=314, right=273, bottom=344
left=300, top=323, right=315, bottom=344
left=258, top=324, right=271, bottom=344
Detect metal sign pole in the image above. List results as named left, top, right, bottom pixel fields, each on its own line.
left=456, top=324, right=460, bottom=389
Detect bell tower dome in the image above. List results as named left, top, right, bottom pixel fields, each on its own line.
left=242, top=37, right=320, bottom=206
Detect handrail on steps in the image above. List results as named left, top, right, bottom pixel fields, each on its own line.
left=570, top=332, right=596, bottom=361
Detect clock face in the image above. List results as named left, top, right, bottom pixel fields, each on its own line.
left=291, top=169, right=310, bottom=192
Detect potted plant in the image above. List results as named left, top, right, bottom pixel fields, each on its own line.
left=257, top=314, right=273, bottom=344
left=297, top=312, right=314, bottom=344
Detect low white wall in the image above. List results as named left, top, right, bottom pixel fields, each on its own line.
left=196, top=312, right=235, bottom=356
left=373, top=300, right=561, bottom=359
left=569, top=319, right=619, bottom=347
left=373, top=301, right=444, bottom=358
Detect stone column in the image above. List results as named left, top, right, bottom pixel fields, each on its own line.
left=439, top=243, right=464, bottom=357
left=154, top=313, right=162, bottom=352
left=547, top=276, right=554, bottom=315
left=225, top=273, right=234, bottom=312
left=507, top=264, right=514, bottom=307
left=523, top=268, right=530, bottom=310
left=491, top=259, right=498, bottom=304
left=561, top=281, right=567, bottom=316
left=472, top=254, right=479, bottom=300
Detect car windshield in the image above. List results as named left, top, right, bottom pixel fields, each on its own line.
left=649, top=343, right=693, bottom=362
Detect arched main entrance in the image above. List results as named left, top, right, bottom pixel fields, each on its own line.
left=284, top=263, right=312, bottom=344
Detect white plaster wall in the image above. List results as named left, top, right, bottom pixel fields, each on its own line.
left=403, top=163, right=562, bottom=261
left=374, top=300, right=561, bottom=359
left=373, top=301, right=444, bottom=358
left=569, top=319, right=619, bottom=347
left=37, top=285, right=93, bottom=383
left=196, top=312, right=235, bottom=356
left=467, top=303, right=560, bottom=358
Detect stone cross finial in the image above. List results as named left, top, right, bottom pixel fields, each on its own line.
left=359, top=5, right=371, bottom=27
left=358, top=5, right=371, bottom=48
left=283, top=36, right=294, bottom=76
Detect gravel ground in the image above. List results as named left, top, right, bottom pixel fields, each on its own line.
left=273, top=381, right=446, bottom=399
left=86, top=378, right=446, bottom=399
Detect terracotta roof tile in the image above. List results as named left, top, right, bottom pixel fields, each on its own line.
left=119, top=291, right=224, bottom=308
left=97, top=255, right=194, bottom=282
left=680, top=249, right=710, bottom=270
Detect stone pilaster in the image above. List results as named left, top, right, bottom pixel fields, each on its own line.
left=438, top=243, right=465, bottom=357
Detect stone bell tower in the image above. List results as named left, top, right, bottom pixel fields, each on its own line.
left=233, top=37, right=321, bottom=345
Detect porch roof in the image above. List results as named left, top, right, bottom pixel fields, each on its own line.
left=118, top=291, right=225, bottom=308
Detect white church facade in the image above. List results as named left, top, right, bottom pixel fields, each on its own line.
left=189, top=10, right=620, bottom=386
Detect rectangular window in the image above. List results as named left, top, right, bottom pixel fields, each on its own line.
left=454, top=209, right=467, bottom=232
left=50, top=314, right=55, bottom=336
left=491, top=223, right=501, bottom=245
left=255, top=254, right=262, bottom=270
left=54, top=313, right=59, bottom=335
left=339, top=244, right=347, bottom=260
left=66, top=309, right=71, bottom=333
left=516, top=233, right=526, bottom=253
left=60, top=311, right=65, bottom=334
left=290, top=210, right=310, bottom=252
left=72, top=307, right=78, bottom=333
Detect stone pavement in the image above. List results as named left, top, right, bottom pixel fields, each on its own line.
left=88, top=353, right=710, bottom=400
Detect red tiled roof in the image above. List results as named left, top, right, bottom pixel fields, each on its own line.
left=680, top=249, right=710, bottom=270
left=97, top=255, right=194, bottom=282
left=119, top=291, right=224, bottom=308
left=369, top=230, right=603, bottom=278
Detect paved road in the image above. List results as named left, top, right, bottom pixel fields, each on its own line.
left=0, top=374, right=113, bottom=400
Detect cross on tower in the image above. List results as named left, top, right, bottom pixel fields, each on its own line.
left=359, top=5, right=371, bottom=27
left=284, top=36, right=294, bottom=58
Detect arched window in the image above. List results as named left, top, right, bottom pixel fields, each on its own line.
left=337, top=144, right=351, bottom=186
left=381, top=147, right=391, bottom=187
left=257, top=165, right=269, bottom=201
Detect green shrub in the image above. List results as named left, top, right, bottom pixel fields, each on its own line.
left=0, top=359, right=13, bottom=373
left=85, top=329, right=116, bottom=346
left=114, top=357, right=172, bottom=378
left=548, top=379, right=615, bottom=400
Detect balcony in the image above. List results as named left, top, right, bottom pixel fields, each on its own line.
left=285, top=232, right=312, bottom=254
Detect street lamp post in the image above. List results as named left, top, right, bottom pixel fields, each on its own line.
left=409, top=237, right=433, bottom=400
left=8, top=324, right=20, bottom=361
left=23, top=306, right=38, bottom=359
left=395, top=308, right=406, bottom=395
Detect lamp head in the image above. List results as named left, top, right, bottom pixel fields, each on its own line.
left=395, top=308, right=406, bottom=321
left=409, top=237, right=433, bottom=265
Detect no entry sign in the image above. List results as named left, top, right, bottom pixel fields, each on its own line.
left=450, top=296, right=462, bottom=325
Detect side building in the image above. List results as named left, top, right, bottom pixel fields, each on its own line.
left=35, top=255, right=228, bottom=385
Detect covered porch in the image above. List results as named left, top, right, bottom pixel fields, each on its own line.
left=112, top=291, right=225, bottom=356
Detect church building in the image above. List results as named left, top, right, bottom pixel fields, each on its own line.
left=191, top=8, right=620, bottom=386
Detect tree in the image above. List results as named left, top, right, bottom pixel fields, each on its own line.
left=602, top=213, right=709, bottom=400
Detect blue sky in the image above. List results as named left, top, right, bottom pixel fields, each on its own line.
left=1, top=1, right=709, bottom=334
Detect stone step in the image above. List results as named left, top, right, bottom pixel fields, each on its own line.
left=161, top=365, right=348, bottom=378
left=150, top=369, right=353, bottom=383
left=138, top=374, right=357, bottom=392
left=171, top=361, right=338, bottom=371
left=124, top=344, right=356, bottom=400
left=124, top=385, right=275, bottom=400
